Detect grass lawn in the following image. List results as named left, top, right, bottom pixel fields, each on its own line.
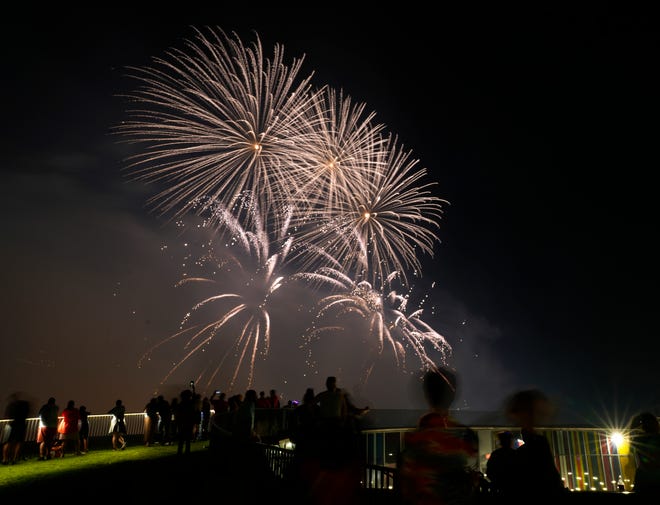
left=0, top=440, right=237, bottom=501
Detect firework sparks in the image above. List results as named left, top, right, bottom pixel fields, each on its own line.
left=138, top=197, right=295, bottom=392
left=295, top=268, right=452, bottom=384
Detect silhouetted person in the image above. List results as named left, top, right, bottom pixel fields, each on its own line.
left=144, top=397, right=158, bottom=446
left=286, top=387, right=322, bottom=497
left=232, top=389, right=266, bottom=495
left=175, top=389, right=196, bottom=455
left=208, top=395, right=234, bottom=453
left=291, top=388, right=321, bottom=456
left=108, top=399, right=127, bottom=450
left=78, top=405, right=90, bottom=453
left=169, top=397, right=179, bottom=441
left=257, top=390, right=270, bottom=408
left=224, top=389, right=278, bottom=503
left=486, top=430, right=517, bottom=500
left=310, top=376, right=367, bottom=505
left=341, top=388, right=369, bottom=458
left=210, top=391, right=228, bottom=414
left=156, top=395, right=172, bottom=445
left=58, top=399, right=81, bottom=456
left=314, top=376, right=349, bottom=467
left=630, top=411, right=660, bottom=497
left=505, top=389, right=566, bottom=501
left=234, top=389, right=259, bottom=442
left=37, top=396, right=59, bottom=460
left=397, top=368, right=480, bottom=505
left=269, top=389, right=280, bottom=409
left=192, top=393, right=202, bottom=441
left=2, top=393, right=30, bottom=465
left=200, top=396, right=211, bottom=440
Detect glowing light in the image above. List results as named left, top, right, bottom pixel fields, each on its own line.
left=611, top=431, right=624, bottom=448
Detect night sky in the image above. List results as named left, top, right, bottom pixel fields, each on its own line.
left=2, top=7, right=658, bottom=426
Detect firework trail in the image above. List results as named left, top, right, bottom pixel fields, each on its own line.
left=116, top=26, right=321, bottom=228
left=294, top=268, right=452, bottom=384
left=138, top=196, right=296, bottom=392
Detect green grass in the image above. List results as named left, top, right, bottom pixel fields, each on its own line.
left=0, top=440, right=210, bottom=498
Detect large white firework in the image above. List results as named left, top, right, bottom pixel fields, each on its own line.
left=116, top=26, right=320, bottom=227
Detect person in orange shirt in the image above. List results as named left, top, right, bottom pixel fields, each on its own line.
left=397, top=368, right=480, bottom=505
left=58, top=400, right=81, bottom=457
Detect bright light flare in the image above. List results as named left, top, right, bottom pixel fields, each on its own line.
left=610, top=431, right=624, bottom=448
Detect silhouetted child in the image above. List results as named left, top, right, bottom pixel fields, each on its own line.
left=78, top=405, right=90, bottom=453
left=505, top=389, right=566, bottom=501
left=486, top=430, right=517, bottom=500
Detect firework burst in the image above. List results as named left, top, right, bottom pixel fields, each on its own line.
left=292, top=87, right=387, bottom=213
left=116, top=26, right=321, bottom=228
left=123, top=27, right=453, bottom=394
left=292, top=134, right=447, bottom=287
left=138, top=196, right=296, bottom=392
left=295, top=268, right=451, bottom=384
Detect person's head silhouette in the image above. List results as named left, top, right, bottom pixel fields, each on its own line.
left=423, top=367, right=457, bottom=412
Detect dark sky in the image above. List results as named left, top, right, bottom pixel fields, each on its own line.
left=2, top=7, right=658, bottom=425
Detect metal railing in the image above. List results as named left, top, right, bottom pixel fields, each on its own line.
left=1, top=413, right=150, bottom=444
left=363, top=462, right=396, bottom=490
left=1, top=408, right=291, bottom=441
left=254, top=442, right=396, bottom=491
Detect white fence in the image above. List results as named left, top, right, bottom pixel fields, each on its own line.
left=1, top=413, right=147, bottom=443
